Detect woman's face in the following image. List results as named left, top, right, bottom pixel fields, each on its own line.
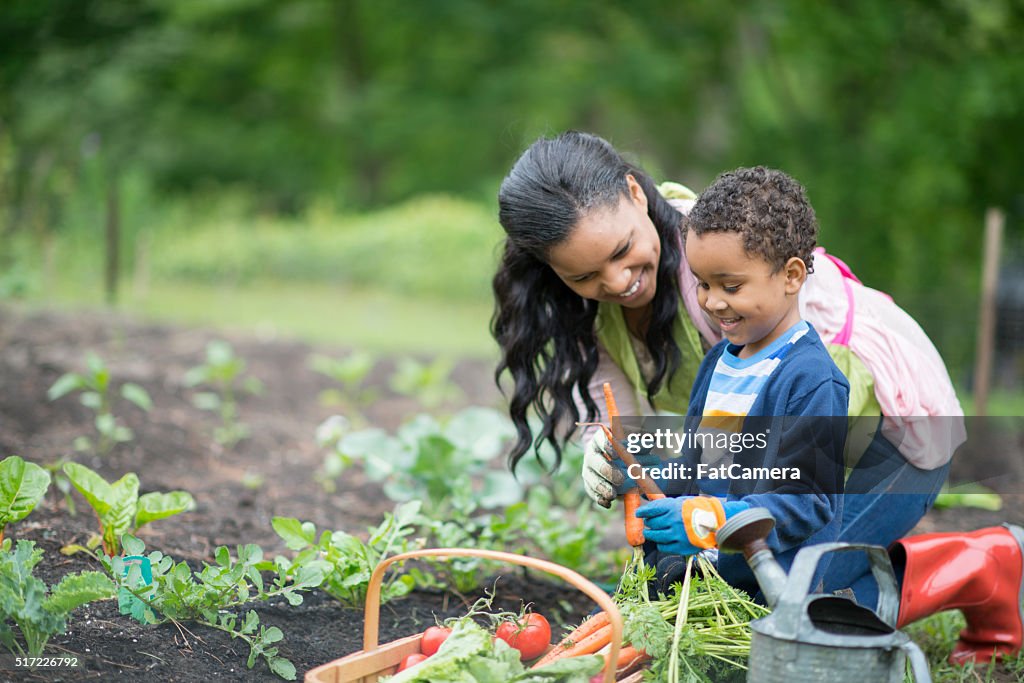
left=546, top=175, right=662, bottom=309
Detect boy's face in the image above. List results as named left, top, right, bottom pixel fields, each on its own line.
left=685, top=231, right=806, bottom=358
left=546, top=175, right=661, bottom=310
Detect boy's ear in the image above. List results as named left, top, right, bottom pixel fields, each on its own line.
left=783, top=256, right=807, bottom=294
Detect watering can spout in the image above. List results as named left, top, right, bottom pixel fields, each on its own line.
left=716, top=507, right=788, bottom=607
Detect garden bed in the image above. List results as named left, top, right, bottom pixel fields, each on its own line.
left=0, top=304, right=1020, bottom=682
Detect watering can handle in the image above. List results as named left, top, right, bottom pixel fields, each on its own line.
left=901, top=640, right=933, bottom=683
left=773, top=542, right=900, bottom=632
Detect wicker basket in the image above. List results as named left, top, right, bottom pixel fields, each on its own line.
left=304, top=548, right=629, bottom=683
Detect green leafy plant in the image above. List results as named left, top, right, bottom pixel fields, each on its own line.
left=0, top=456, right=51, bottom=544
left=272, top=500, right=422, bottom=608
left=100, top=534, right=324, bottom=680
left=46, top=352, right=153, bottom=455
left=321, top=407, right=520, bottom=516
left=318, top=408, right=619, bottom=591
left=0, top=540, right=115, bottom=657
left=185, top=340, right=263, bottom=447
left=62, top=462, right=195, bottom=556
left=388, top=356, right=463, bottom=409
left=309, top=351, right=378, bottom=421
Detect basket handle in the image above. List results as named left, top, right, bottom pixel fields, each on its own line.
left=363, top=548, right=623, bottom=683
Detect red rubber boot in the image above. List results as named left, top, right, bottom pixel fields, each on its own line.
left=890, top=524, right=1024, bottom=664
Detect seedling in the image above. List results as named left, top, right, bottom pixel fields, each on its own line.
left=184, top=340, right=263, bottom=447
left=46, top=352, right=152, bottom=455
left=309, top=351, right=378, bottom=422
left=272, top=500, right=421, bottom=608
left=321, top=407, right=520, bottom=516
left=0, top=540, right=114, bottom=657
left=388, top=356, right=462, bottom=409
left=100, top=534, right=324, bottom=681
left=0, top=456, right=50, bottom=544
left=61, top=462, right=195, bottom=556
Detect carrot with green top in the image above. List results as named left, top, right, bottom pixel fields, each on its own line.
left=530, top=613, right=612, bottom=668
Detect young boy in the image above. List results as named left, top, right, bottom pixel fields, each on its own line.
left=634, top=166, right=849, bottom=598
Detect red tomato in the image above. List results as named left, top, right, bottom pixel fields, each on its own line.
left=397, top=653, right=428, bottom=672
left=420, top=625, right=452, bottom=656
left=495, top=613, right=551, bottom=661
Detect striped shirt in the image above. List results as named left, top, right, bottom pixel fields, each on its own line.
left=698, top=321, right=810, bottom=466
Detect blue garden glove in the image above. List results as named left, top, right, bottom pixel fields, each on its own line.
left=635, top=496, right=750, bottom=556
left=581, top=429, right=662, bottom=508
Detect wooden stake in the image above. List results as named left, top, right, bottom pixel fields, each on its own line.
left=973, top=208, right=1004, bottom=416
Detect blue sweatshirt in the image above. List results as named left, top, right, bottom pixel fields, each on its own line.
left=656, top=323, right=849, bottom=598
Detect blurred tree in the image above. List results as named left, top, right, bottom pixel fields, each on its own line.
left=1, top=0, right=1022, bottom=375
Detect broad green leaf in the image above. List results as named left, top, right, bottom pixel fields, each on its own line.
left=271, top=517, right=315, bottom=551
left=104, top=473, right=141, bottom=552
left=206, top=340, right=235, bottom=368
left=47, top=373, right=84, bottom=401
left=121, top=383, right=153, bottom=411
left=95, top=413, right=117, bottom=436
left=479, top=470, right=524, bottom=509
left=121, top=534, right=146, bottom=556
left=263, top=626, right=284, bottom=644
left=135, top=491, right=194, bottom=528
left=193, top=392, right=221, bottom=410
left=183, top=366, right=208, bottom=387
left=44, top=571, right=116, bottom=614
left=63, top=463, right=116, bottom=516
left=0, top=456, right=51, bottom=530
left=268, top=656, right=296, bottom=681
left=80, top=391, right=102, bottom=409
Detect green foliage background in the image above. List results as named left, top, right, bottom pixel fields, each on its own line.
left=2, top=0, right=1022, bottom=378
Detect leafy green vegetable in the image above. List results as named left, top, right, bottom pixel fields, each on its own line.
left=0, top=456, right=51, bottom=544
left=99, top=534, right=322, bottom=680
left=614, top=554, right=768, bottom=683
left=272, top=501, right=420, bottom=608
left=62, top=462, right=195, bottom=555
left=381, top=619, right=602, bottom=683
left=0, top=540, right=114, bottom=656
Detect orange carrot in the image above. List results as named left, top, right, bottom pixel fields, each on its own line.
left=623, top=490, right=645, bottom=546
left=604, top=382, right=648, bottom=546
left=531, top=620, right=613, bottom=668
left=603, top=645, right=650, bottom=675
left=603, top=383, right=623, bottom=439
left=530, top=612, right=610, bottom=668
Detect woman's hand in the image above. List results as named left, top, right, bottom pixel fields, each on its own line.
left=581, top=429, right=660, bottom=508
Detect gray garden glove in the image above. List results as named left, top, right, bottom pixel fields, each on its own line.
left=581, top=429, right=661, bottom=508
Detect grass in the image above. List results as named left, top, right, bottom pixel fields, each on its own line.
left=26, top=278, right=498, bottom=358
left=904, top=611, right=1024, bottom=682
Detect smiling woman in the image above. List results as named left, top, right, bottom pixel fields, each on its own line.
left=491, top=130, right=975, bottom=621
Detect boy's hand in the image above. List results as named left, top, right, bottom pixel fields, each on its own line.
left=582, top=429, right=661, bottom=508
left=636, top=496, right=749, bottom=556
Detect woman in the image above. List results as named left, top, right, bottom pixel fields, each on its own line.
left=491, top=130, right=1020, bottom=664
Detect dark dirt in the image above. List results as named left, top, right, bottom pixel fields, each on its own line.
left=0, top=304, right=1021, bottom=682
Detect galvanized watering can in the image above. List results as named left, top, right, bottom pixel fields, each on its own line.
left=716, top=507, right=931, bottom=683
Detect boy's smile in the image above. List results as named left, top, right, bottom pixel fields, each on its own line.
left=685, top=231, right=806, bottom=358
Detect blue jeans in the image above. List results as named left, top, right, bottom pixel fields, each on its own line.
left=821, top=422, right=950, bottom=609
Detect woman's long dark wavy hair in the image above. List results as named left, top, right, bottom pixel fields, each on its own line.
left=492, top=131, right=686, bottom=471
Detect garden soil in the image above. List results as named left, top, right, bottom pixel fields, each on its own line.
left=1, top=304, right=1021, bottom=682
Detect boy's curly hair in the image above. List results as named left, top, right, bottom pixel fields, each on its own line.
left=685, top=166, right=818, bottom=273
